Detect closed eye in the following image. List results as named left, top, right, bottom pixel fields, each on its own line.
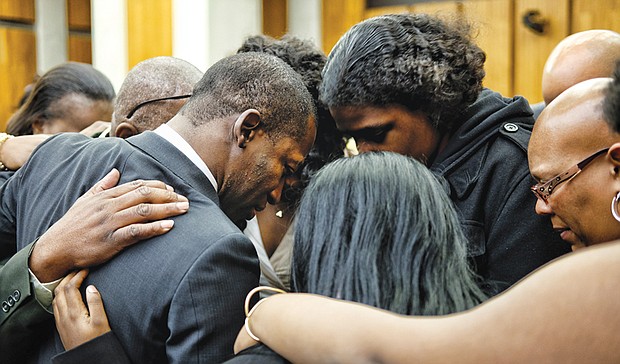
left=284, top=165, right=298, bottom=178
left=352, top=125, right=392, bottom=144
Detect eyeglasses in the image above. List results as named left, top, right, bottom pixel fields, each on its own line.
left=125, top=94, right=192, bottom=119
left=531, top=148, right=609, bottom=203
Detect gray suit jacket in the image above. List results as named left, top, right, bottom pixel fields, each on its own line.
left=0, top=132, right=260, bottom=363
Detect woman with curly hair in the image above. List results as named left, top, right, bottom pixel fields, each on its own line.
left=320, top=13, right=569, bottom=295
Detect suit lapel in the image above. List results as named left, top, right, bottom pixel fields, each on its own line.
left=126, top=131, right=219, bottom=205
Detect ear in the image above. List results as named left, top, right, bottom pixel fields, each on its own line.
left=233, top=109, right=261, bottom=148
left=609, top=143, right=620, bottom=175
left=31, top=117, right=45, bottom=134
left=114, top=122, right=139, bottom=139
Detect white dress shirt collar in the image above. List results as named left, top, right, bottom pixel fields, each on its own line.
left=153, top=124, right=218, bottom=190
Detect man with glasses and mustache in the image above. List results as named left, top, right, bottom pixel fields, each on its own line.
left=529, top=77, right=620, bottom=251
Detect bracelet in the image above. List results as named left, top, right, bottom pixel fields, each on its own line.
left=244, top=286, right=287, bottom=342
left=0, top=133, right=14, bottom=171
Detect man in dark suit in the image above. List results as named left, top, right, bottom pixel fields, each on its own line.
left=0, top=52, right=317, bottom=363
left=0, top=56, right=203, bottom=361
left=0, top=169, right=190, bottom=360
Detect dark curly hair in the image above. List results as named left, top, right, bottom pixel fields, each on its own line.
left=238, top=35, right=345, bottom=204
left=320, top=13, right=486, bottom=134
left=604, top=60, right=620, bottom=133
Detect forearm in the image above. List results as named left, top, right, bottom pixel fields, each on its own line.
left=246, top=243, right=620, bottom=363
left=28, top=232, right=74, bottom=282
left=247, top=294, right=453, bottom=364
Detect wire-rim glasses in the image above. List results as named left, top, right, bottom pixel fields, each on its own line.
left=531, top=148, right=609, bottom=203
left=126, top=94, right=192, bottom=119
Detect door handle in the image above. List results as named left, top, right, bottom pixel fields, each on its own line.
left=522, top=10, right=547, bottom=34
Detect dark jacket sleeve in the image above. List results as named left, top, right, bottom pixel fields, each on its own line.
left=52, top=332, right=131, bottom=364
left=0, top=170, right=17, bottom=260
left=0, top=242, right=54, bottom=362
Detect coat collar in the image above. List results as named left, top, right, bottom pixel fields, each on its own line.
left=126, top=131, right=219, bottom=206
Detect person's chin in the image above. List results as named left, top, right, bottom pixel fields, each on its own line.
left=559, top=230, right=586, bottom=250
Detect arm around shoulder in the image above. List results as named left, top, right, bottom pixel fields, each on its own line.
left=239, top=242, right=620, bottom=363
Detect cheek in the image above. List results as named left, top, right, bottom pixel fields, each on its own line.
left=392, top=135, right=433, bottom=160
left=43, top=119, right=76, bottom=134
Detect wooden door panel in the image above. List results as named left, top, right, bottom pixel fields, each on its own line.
left=67, top=0, right=91, bottom=31
left=127, top=0, right=172, bottom=69
left=514, top=0, right=569, bottom=103
left=0, top=0, right=34, bottom=24
left=263, top=0, right=287, bottom=38
left=463, top=0, right=513, bottom=97
left=572, top=0, right=620, bottom=33
left=322, top=0, right=365, bottom=55
left=0, top=27, right=36, bottom=131
left=410, top=1, right=460, bottom=16
left=69, top=34, right=92, bottom=64
left=364, top=5, right=412, bottom=19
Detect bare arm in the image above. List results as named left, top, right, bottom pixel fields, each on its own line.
left=0, top=134, right=50, bottom=171
left=237, top=242, right=620, bottom=363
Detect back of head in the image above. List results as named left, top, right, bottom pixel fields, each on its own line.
left=542, top=30, right=620, bottom=105
left=181, top=52, right=316, bottom=142
left=604, top=60, right=620, bottom=133
left=292, top=152, right=485, bottom=315
left=113, top=56, right=203, bottom=135
left=237, top=34, right=344, bottom=203
left=6, top=62, right=115, bottom=136
left=320, top=13, right=486, bottom=134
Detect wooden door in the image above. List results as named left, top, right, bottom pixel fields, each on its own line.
left=0, top=0, right=36, bottom=131
left=322, top=0, right=365, bottom=55
left=513, top=0, right=569, bottom=103
left=572, top=0, right=620, bottom=33
left=67, top=0, right=92, bottom=63
left=127, top=0, right=173, bottom=69
left=462, top=0, right=514, bottom=97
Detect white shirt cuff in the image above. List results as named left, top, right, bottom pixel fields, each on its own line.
left=28, top=268, right=63, bottom=313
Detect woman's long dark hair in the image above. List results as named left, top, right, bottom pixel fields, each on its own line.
left=6, top=62, right=115, bottom=135
left=292, top=152, right=486, bottom=315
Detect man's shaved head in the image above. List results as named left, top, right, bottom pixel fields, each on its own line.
left=112, top=56, right=203, bottom=136
left=542, top=30, right=620, bottom=105
left=532, top=78, right=615, bottom=168
left=529, top=78, right=620, bottom=249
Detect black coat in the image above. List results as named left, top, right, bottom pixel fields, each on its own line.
left=431, top=89, right=570, bottom=295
